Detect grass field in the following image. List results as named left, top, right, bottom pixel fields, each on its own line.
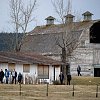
left=0, top=76, right=100, bottom=100
left=71, top=76, right=100, bottom=85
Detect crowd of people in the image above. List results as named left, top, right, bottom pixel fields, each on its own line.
left=0, top=69, right=22, bottom=84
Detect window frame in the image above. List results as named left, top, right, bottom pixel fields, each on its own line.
left=23, top=64, right=30, bottom=73
left=38, top=65, right=49, bottom=79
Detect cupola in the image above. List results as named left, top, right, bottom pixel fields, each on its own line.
left=45, top=16, right=55, bottom=25
left=64, top=14, right=75, bottom=23
left=82, top=11, right=93, bottom=21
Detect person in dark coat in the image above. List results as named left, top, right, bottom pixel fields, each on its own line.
left=0, top=69, right=4, bottom=83
left=77, top=65, right=81, bottom=76
left=18, top=72, right=22, bottom=84
left=12, top=69, right=17, bottom=84
left=59, top=72, right=64, bottom=85
left=67, top=73, right=71, bottom=85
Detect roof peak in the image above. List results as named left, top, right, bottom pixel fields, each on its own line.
left=45, top=16, right=55, bottom=20
left=82, top=11, right=93, bottom=16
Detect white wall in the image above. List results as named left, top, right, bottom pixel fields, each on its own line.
left=15, top=64, right=23, bottom=74
left=21, top=64, right=38, bottom=84
left=49, top=65, right=54, bottom=84
left=30, top=64, right=37, bottom=75
left=55, top=67, right=60, bottom=80
left=0, top=63, right=61, bottom=84
left=49, top=65, right=60, bottom=84
left=0, top=63, right=8, bottom=71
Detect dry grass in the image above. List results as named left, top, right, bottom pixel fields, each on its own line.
left=72, top=76, right=100, bottom=85
left=0, top=76, right=100, bottom=100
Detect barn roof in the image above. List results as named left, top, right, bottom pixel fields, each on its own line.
left=0, top=52, right=62, bottom=65
left=28, top=21, right=94, bottom=35
left=21, top=21, right=95, bottom=54
left=21, top=30, right=82, bottom=54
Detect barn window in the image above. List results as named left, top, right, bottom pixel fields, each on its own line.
left=23, top=64, right=30, bottom=73
left=8, top=63, right=15, bottom=72
left=90, top=21, right=100, bottom=43
left=38, top=65, right=49, bottom=79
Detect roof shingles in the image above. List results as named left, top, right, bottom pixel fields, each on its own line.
left=0, top=52, right=62, bottom=65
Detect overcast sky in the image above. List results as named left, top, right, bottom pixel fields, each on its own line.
left=0, top=0, right=100, bottom=32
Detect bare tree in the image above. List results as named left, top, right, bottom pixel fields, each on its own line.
left=51, top=0, right=68, bottom=24
left=51, top=0, right=80, bottom=84
left=9, top=0, right=37, bottom=51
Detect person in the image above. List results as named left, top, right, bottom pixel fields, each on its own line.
left=4, top=69, right=9, bottom=84
left=12, top=69, right=17, bottom=84
left=77, top=65, right=81, bottom=76
left=67, top=73, right=71, bottom=85
left=18, top=72, right=22, bottom=84
left=59, top=72, right=64, bottom=85
left=0, top=69, right=4, bottom=83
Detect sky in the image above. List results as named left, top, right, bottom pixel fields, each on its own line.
left=0, top=0, right=100, bottom=32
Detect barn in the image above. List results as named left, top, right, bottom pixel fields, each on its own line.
left=20, top=11, right=100, bottom=77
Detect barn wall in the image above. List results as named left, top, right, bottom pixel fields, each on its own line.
left=0, top=63, right=8, bottom=71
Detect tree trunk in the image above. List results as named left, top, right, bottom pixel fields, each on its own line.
left=61, top=47, right=67, bottom=84
left=61, top=47, right=70, bottom=84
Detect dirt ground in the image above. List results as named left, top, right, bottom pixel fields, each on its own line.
left=0, top=96, right=100, bottom=100
left=0, top=84, right=100, bottom=100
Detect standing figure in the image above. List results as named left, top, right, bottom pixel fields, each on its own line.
left=67, top=74, right=71, bottom=85
left=5, top=69, right=9, bottom=84
left=77, top=65, right=81, bottom=76
left=59, top=72, right=64, bottom=85
left=12, top=69, right=17, bottom=84
left=18, top=72, right=22, bottom=84
left=0, top=69, right=4, bottom=83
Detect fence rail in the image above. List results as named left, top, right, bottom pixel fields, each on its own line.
left=0, top=84, right=100, bottom=100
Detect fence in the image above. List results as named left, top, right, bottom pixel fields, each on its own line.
left=0, top=84, right=100, bottom=100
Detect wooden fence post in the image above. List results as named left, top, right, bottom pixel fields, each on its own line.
left=96, top=84, right=98, bottom=98
left=72, top=83, right=74, bottom=96
left=46, top=83, right=48, bottom=96
left=19, top=83, right=21, bottom=96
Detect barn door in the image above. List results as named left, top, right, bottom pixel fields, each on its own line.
left=94, top=68, right=100, bottom=77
